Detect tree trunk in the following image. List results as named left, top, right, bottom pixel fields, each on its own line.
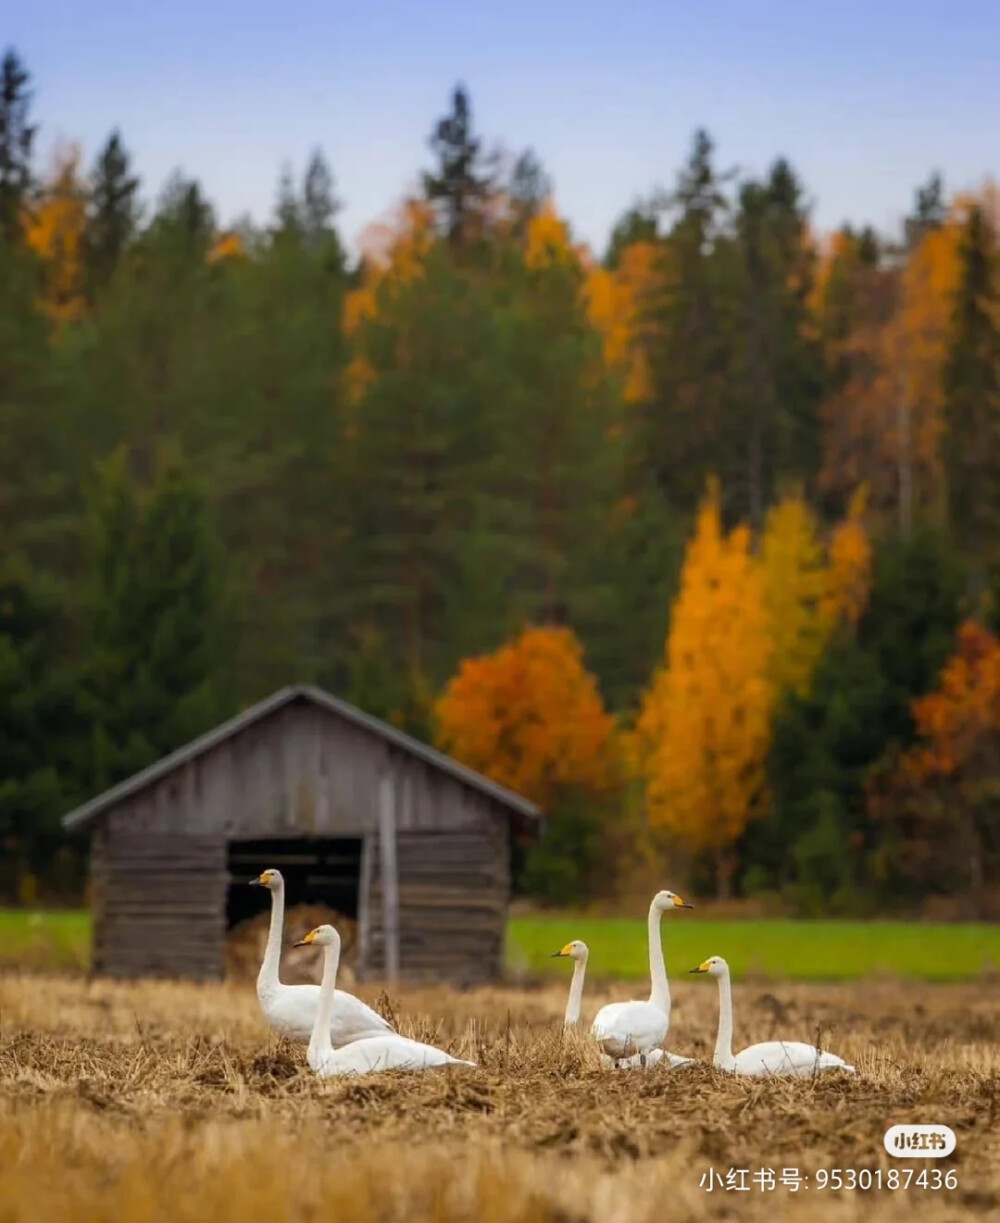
left=716, top=851, right=735, bottom=900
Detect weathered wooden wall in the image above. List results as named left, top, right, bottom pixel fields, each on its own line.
left=90, top=695, right=517, bottom=985
left=367, top=822, right=510, bottom=985
left=91, top=830, right=226, bottom=981
left=102, top=702, right=479, bottom=840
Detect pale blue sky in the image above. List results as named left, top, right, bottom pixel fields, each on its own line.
left=9, top=1, right=999, bottom=257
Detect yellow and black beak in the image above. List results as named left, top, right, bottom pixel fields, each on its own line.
left=673, top=896, right=693, bottom=909
left=551, top=943, right=573, bottom=958
left=294, top=929, right=317, bottom=949
left=249, top=872, right=268, bottom=886
left=688, top=960, right=710, bottom=974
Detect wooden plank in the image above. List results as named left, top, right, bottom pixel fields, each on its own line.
left=357, top=834, right=373, bottom=981
left=378, top=770, right=399, bottom=982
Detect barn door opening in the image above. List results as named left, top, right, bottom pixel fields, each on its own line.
left=224, top=837, right=363, bottom=983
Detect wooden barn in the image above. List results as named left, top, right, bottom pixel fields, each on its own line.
left=61, top=685, right=541, bottom=985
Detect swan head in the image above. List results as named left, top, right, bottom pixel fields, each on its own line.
left=294, top=923, right=341, bottom=950
left=250, top=868, right=284, bottom=890
left=551, top=939, right=589, bottom=962
left=689, top=955, right=728, bottom=977
left=652, top=889, right=693, bottom=911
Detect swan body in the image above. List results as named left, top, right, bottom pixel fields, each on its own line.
left=297, top=924, right=476, bottom=1077
left=250, top=869, right=392, bottom=1046
left=690, top=956, right=855, bottom=1077
left=588, top=890, right=694, bottom=1067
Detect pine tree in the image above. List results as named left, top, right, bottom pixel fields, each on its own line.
left=638, top=129, right=737, bottom=515
left=81, top=446, right=228, bottom=789
left=86, top=130, right=140, bottom=295
left=148, top=170, right=215, bottom=259
left=0, top=555, right=82, bottom=900
left=905, top=172, right=946, bottom=249
left=747, top=526, right=964, bottom=908
left=422, top=84, right=495, bottom=250
left=942, top=203, right=1000, bottom=582
left=605, top=201, right=658, bottom=269
left=0, top=49, right=35, bottom=244
left=734, top=158, right=822, bottom=528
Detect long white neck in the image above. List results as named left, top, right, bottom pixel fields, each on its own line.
left=257, top=882, right=285, bottom=994
left=647, top=901, right=670, bottom=1013
left=713, top=968, right=736, bottom=1069
left=564, top=956, right=587, bottom=1026
left=308, top=938, right=340, bottom=1069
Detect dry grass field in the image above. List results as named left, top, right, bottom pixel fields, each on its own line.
left=1, top=970, right=998, bottom=1222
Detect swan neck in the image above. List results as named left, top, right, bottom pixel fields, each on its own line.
left=648, top=901, right=670, bottom=1013
left=564, top=957, right=587, bottom=1026
left=258, top=882, right=285, bottom=991
left=309, top=939, right=340, bottom=1066
left=715, top=969, right=736, bottom=1067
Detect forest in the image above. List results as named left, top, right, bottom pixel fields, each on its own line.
left=2, top=47, right=999, bottom=916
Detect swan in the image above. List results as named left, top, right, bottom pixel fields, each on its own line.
left=589, top=890, right=696, bottom=1068
left=249, top=869, right=391, bottom=1045
left=295, top=924, right=477, bottom=1076
left=552, top=938, right=691, bottom=1071
left=551, top=939, right=589, bottom=1028
left=689, top=956, right=855, bottom=1077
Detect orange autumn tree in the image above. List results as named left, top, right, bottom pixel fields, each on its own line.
left=23, top=143, right=88, bottom=325
left=869, top=620, right=1000, bottom=913
left=631, top=481, right=773, bottom=894
left=434, top=625, right=617, bottom=811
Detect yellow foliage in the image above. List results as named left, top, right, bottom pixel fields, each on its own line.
left=434, top=625, right=617, bottom=810
left=821, top=485, right=872, bottom=630
left=206, top=232, right=245, bottom=263
left=343, top=199, right=437, bottom=406
left=23, top=142, right=88, bottom=325
left=631, top=481, right=774, bottom=859
left=524, top=201, right=576, bottom=272
left=583, top=240, right=659, bottom=403
left=760, top=490, right=830, bottom=697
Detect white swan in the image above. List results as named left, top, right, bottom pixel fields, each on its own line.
left=552, top=939, right=590, bottom=1028
left=690, top=956, right=855, bottom=1077
left=552, top=938, right=689, bottom=1071
left=249, top=869, right=391, bottom=1045
left=589, top=890, right=696, bottom=1068
left=295, top=924, right=477, bottom=1076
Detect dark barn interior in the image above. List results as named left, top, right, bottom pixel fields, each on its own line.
left=225, top=837, right=363, bottom=930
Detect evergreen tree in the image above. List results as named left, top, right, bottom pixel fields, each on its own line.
left=604, top=201, right=658, bottom=268
left=147, top=170, right=215, bottom=259
left=81, top=446, right=228, bottom=790
left=638, top=129, right=737, bottom=515
left=746, top=527, right=964, bottom=909
left=86, top=130, right=140, bottom=295
left=904, top=171, right=946, bottom=249
left=0, top=48, right=35, bottom=244
left=422, top=84, right=495, bottom=250
left=734, top=158, right=823, bottom=528
left=0, top=555, right=82, bottom=901
left=506, top=148, right=549, bottom=236
left=942, top=203, right=1000, bottom=582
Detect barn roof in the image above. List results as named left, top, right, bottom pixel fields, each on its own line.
left=61, top=683, right=541, bottom=831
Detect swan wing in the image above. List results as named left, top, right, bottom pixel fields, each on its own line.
left=591, top=1001, right=668, bottom=1058
left=259, top=984, right=392, bottom=1045
left=315, top=1034, right=476, bottom=1078
left=732, top=1040, right=854, bottom=1077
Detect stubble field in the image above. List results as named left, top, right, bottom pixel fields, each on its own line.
left=0, top=970, right=997, bottom=1223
